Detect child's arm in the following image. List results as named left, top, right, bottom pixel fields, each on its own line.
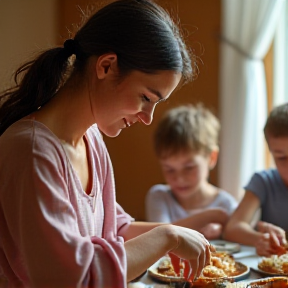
left=223, top=191, right=262, bottom=244
left=171, top=208, right=228, bottom=231
left=223, top=191, right=286, bottom=256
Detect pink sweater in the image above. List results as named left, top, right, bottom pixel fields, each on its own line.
left=0, top=120, right=133, bottom=288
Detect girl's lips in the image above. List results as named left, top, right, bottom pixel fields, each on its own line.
left=123, top=118, right=130, bottom=128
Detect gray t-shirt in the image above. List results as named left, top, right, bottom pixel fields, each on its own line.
left=244, top=168, right=288, bottom=231
left=145, top=184, right=238, bottom=222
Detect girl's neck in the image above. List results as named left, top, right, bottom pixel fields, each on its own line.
left=31, top=78, right=94, bottom=147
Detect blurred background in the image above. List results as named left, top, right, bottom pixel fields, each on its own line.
left=0, top=0, right=287, bottom=221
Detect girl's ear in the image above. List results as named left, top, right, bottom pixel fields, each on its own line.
left=95, top=53, right=118, bottom=79
left=209, top=147, right=219, bottom=170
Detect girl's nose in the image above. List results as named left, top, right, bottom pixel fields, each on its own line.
left=137, top=105, right=155, bottom=125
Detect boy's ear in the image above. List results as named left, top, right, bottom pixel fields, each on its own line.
left=95, top=53, right=118, bottom=79
left=209, top=147, right=219, bottom=170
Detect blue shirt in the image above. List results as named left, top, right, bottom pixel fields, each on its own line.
left=244, top=169, right=288, bottom=231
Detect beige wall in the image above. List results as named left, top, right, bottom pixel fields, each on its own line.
left=0, top=0, right=58, bottom=90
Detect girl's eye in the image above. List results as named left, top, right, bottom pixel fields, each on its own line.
left=142, top=94, right=151, bottom=102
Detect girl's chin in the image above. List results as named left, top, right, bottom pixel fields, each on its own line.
left=99, top=126, right=122, bottom=138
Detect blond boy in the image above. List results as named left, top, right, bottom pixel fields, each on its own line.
left=145, top=104, right=238, bottom=240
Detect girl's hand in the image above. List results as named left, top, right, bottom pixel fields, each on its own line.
left=169, top=226, right=213, bottom=281
left=199, top=223, right=223, bottom=240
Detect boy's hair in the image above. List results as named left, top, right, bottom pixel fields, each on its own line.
left=264, top=103, right=288, bottom=141
left=153, top=104, right=220, bottom=158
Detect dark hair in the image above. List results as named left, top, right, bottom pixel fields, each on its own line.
left=264, top=103, right=288, bottom=141
left=154, top=104, right=220, bottom=158
left=0, top=0, right=194, bottom=136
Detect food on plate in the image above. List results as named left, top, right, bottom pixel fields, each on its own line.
left=157, top=256, right=177, bottom=277
left=258, top=253, right=288, bottom=275
left=156, top=252, right=246, bottom=280
left=202, top=252, right=244, bottom=278
left=247, top=276, right=288, bottom=288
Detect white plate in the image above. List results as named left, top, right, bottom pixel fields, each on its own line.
left=249, top=261, right=288, bottom=277
left=247, top=276, right=288, bottom=287
left=210, top=240, right=241, bottom=254
left=147, top=257, right=250, bottom=284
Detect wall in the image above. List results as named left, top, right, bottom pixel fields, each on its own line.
left=0, top=0, right=58, bottom=90
left=58, top=0, right=221, bottom=221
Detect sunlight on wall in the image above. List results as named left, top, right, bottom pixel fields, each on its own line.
left=0, top=0, right=57, bottom=90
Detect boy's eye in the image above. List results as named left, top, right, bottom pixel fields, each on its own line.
left=142, top=94, right=151, bottom=102
left=278, top=157, right=287, bottom=161
left=185, top=166, right=196, bottom=171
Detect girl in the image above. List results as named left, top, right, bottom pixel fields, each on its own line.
left=0, top=1, right=212, bottom=287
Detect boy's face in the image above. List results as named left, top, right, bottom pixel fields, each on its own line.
left=159, top=150, right=216, bottom=200
left=268, top=136, right=288, bottom=186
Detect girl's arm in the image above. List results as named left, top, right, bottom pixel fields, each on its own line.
left=120, top=224, right=212, bottom=282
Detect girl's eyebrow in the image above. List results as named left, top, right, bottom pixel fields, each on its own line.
left=147, top=87, right=164, bottom=101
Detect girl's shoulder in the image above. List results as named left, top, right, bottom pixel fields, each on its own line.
left=0, top=119, right=64, bottom=154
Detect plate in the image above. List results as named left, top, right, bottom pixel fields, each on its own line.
left=247, top=276, right=288, bottom=288
left=210, top=240, right=241, bottom=254
left=147, top=257, right=250, bottom=284
left=250, top=264, right=288, bottom=277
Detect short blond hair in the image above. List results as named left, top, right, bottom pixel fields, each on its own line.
left=154, top=103, right=220, bottom=158
left=264, top=103, right=288, bottom=141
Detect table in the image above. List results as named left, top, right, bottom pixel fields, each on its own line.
left=128, top=244, right=267, bottom=288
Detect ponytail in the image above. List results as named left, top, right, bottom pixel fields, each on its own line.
left=0, top=45, right=77, bottom=136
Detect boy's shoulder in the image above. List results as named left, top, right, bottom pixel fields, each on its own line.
left=252, top=168, right=279, bottom=180
left=148, top=184, right=170, bottom=194
left=216, top=189, right=238, bottom=205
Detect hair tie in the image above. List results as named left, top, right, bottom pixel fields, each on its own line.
left=63, top=39, right=81, bottom=58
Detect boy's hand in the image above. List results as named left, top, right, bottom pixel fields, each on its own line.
left=199, top=223, right=223, bottom=240
left=257, top=221, right=287, bottom=256
left=257, top=221, right=286, bottom=243
left=255, top=231, right=287, bottom=257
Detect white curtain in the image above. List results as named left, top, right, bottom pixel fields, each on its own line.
left=219, top=0, right=285, bottom=201
left=273, top=0, right=288, bottom=107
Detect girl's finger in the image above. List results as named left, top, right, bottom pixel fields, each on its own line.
left=206, top=245, right=213, bottom=265
left=188, top=259, right=198, bottom=282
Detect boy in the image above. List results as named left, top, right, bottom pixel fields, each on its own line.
left=223, top=103, right=288, bottom=256
left=145, top=104, right=238, bottom=240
